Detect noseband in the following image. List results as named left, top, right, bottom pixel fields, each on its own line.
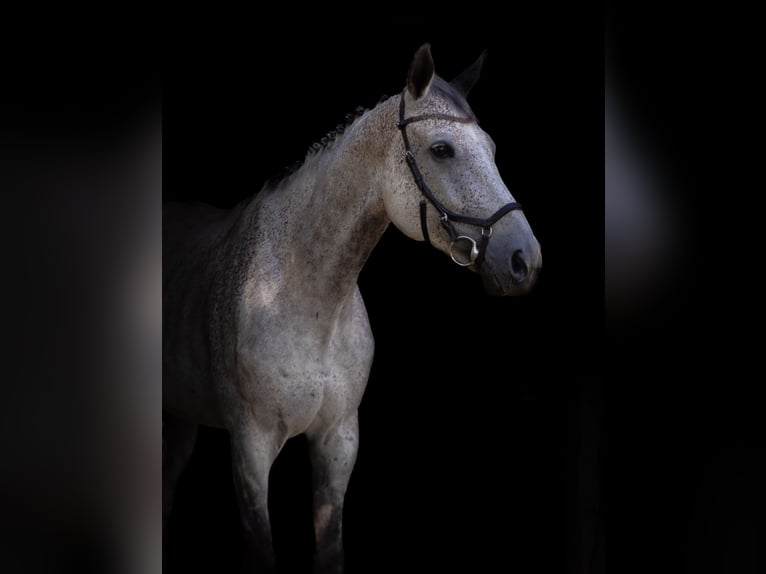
left=397, top=90, right=523, bottom=268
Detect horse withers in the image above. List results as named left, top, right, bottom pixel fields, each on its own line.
left=163, top=44, right=541, bottom=573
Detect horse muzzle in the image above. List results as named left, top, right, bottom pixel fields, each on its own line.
left=479, top=227, right=542, bottom=296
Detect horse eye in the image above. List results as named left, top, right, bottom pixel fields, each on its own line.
left=430, top=142, right=454, bottom=159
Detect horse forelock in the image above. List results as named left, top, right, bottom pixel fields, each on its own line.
left=427, top=76, right=478, bottom=122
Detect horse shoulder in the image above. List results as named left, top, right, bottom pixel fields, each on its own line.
left=346, top=285, right=374, bottom=359
left=328, top=286, right=375, bottom=392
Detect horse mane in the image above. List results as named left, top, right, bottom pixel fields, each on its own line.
left=263, top=77, right=475, bottom=191
left=263, top=94, right=392, bottom=190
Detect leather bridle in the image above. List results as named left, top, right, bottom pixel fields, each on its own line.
left=396, top=90, right=523, bottom=268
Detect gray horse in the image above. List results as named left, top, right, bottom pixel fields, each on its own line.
left=163, top=44, right=542, bottom=573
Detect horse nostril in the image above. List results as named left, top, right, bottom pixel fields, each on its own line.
left=510, top=250, right=529, bottom=283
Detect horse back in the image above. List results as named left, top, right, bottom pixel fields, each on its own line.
left=163, top=201, right=242, bottom=427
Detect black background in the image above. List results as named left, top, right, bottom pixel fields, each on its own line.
left=2, top=5, right=764, bottom=574
left=164, top=8, right=603, bottom=574
left=605, top=4, right=765, bottom=574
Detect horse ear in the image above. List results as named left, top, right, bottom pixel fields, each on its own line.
left=407, top=43, right=435, bottom=100
left=451, top=49, right=487, bottom=98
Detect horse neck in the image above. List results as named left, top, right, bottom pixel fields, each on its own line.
left=244, top=97, right=398, bottom=314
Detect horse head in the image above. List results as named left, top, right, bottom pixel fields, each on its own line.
left=383, top=44, right=542, bottom=295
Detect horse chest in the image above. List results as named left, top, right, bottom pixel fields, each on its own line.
left=236, top=303, right=374, bottom=434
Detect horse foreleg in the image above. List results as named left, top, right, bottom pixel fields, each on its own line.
left=307, top=413, right=359, bottom=574
left=230, top=422, right=285, bottom=574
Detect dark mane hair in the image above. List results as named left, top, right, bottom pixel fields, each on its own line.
left=263, top=94, right=393, bottom=191
left=262, top=78, right=475, bottom=191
